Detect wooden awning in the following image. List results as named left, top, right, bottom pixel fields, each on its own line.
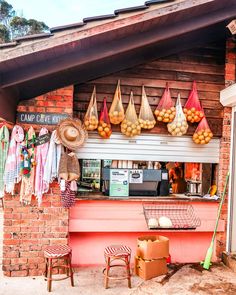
left=1, top=0, right=236, bottom=122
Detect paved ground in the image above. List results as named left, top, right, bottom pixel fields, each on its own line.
left=1, top=263, right=236, bottom=295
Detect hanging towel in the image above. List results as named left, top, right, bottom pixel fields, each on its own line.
left=43, top=130, right=61, bottom=194
left=35, top=127, right=49, bottom=205
left=20, top=126, right=36, bottom=205
left=0, top=126, right=9, bottom=197
left=4, top=125, right=24, bottom=194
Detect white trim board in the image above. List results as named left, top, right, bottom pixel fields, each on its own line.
left=220, top=83, right=236, bottom=107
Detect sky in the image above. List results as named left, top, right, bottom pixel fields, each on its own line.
left=8, top=0, right=145, bottom=28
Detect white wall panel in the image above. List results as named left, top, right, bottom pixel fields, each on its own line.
left=77, top=133, right=220, bottom=163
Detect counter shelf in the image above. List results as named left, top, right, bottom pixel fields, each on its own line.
left=143, top=203, right=201, bottom=230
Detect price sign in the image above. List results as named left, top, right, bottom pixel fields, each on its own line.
left=129, top=170, right=143, bottom=184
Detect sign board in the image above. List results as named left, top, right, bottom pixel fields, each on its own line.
left=17, top=112, right=68, bottom=125
left=109, top=169, right=129, bottom=197
left=28, top=133, right=51, bottom=148
left=129, top=169, right=143, bottom=183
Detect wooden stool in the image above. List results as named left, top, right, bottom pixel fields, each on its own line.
left=103, top=245, right=131, bottom=289
left=44, top=245, right=74, bottom=292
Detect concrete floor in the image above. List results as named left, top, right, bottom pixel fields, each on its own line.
left=1, top=263, right=236, bottom=295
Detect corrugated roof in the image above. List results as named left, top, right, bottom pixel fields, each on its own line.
left=0, top=0, right=174, bottom=47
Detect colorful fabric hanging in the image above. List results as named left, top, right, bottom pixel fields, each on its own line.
left=20, top=126, right=36, bottom=205
left=43, top=130, right=61, bottom=194
left=35, top=127, right=49, bottom=205
left=0, top=125, right=9, bottom=197
left=4, top=125, right=24, bottom=194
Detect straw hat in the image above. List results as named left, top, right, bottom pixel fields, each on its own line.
left=57, top=118, right=87, bottom=151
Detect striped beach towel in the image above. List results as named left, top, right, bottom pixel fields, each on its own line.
left=0, top=126, right=9, bottom=197
left=4, top=125, right=24, bottom=194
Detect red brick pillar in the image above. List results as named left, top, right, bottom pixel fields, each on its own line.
left=3, top=86, right=74, bottom=276
left=216, top=39, right=236, bottom=258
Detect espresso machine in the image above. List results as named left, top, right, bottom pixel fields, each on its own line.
left=102, top=168, right=169, bottom=197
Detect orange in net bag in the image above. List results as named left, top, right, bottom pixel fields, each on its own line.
left=109, top=80, right=125, bottom=125
left=167, top=93, right=188, bottom=136
left=154, top=83, right=176, bottom=123
left=139, top=85, right=156, bottom=129
left=84, top=86, right=98, bottom=131
left=192, top=117, right=213, bottom=144
left=98, top=98, right=112, bottom=139
left=184, top=81, right=204, bottom=123
left=121, top=91, right=141, bottom=137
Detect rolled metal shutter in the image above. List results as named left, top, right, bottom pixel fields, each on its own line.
left=77, top=133, right=220, bottom=163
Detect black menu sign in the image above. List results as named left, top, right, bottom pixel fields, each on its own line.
left=17, top=112, right=68, bottom=125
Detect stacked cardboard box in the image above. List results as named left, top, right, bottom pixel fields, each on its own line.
left=135, top=235, right=169, bottom=280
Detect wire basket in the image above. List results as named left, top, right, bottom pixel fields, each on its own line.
left=143, top=203, right=201, bottom=230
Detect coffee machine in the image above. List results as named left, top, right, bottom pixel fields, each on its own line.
left=102, top=168, right=169, bottom=197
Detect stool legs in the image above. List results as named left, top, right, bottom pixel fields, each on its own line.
left=47, top=258, right=53, bottom=292
left=68, top=253, right=74, bottom=287
left=104, top=257, right=110, bottom=289
left=44, top=254, right=74, bottom=292
left=104, top=256, right=131, bottom=289
left=125, top=256, right=131, bottom=288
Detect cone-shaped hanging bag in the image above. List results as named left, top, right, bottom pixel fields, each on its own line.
left=167, top=93, right=188, bottom=136
left=98, top=98, right=112, bottom=138
left=193, top=116, right=213, bottom=144
left=184, top=81, right=204, bottom=123
left=109, top=80, right=125, bottom=124
left=139, top=85, right=156, bottom=129
left=121, top=91, right=141, bottom=137
left=84, top=86, right=98, bottom=131
left=154, top=83, right=176, bottom=123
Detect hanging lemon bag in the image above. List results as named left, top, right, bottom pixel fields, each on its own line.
left=109, top=80, right=125, bottom=124
left=184, top=81, right=204, bottom=123
left=84, top=86, right=98, bottom=131
left=98, top=98, right=112, bottom=139
left=139, top=85, right=156, bottom=129
left=192, top=117, right=213, bottom=144
left=167, top=93, right=188, bottom=136
left=121, top=91, right=141, bottom=137
left=154, top=83, right=175, bottom=123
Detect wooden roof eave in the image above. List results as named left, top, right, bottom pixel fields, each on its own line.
left=1, top=4, right=235, bottom=91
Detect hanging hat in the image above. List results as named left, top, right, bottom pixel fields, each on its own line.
left=57, top=118, right=87, bottom=151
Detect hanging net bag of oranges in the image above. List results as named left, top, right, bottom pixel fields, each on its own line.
left=98, top=98, right=112, bottom=139
left=84, top=86, right=98, bottom=131
left=154, top=83, right=175, bottom=123
left=192, top=117, right=213, bottom=144
left=121, top=91, right=141, bottom=137
left=167, top=93, right=188, bottom=136
left=184, top=81, right=204, bottom=123
left=109, top=80, right=125, bottom=124
left=139, top=85, right=156, bottom=129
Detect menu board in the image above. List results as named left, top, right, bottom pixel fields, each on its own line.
left=109, top=169, right=129, bottom=197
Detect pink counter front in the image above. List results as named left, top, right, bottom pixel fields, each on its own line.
left=69, top=197, right=224, bottom=266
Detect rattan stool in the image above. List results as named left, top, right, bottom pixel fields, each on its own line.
left=103, top=245, right=131, bottom=289
left=44, top=245, right=74, bottom=292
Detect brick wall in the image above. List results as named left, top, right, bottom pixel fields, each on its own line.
left=2, top=86, right=73, bottom=276
left=216, top=38, right=236, bottom=258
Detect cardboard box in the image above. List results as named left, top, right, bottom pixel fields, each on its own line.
left=136, top=235, right=169, bottom=260
left=135, top=256, right=168, bottom=280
